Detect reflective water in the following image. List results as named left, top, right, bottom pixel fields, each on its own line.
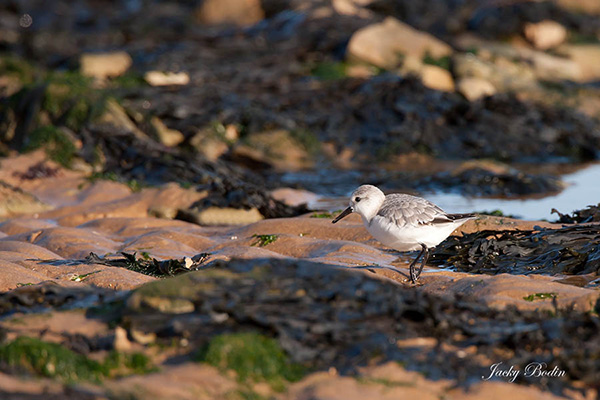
left=309, top=163, right=600, bottom=221
left=427, top=163, right=600, bottom=220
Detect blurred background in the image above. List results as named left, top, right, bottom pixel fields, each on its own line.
left=1, top=0, right=600, bottom=220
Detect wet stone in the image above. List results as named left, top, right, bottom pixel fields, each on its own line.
left=0, top=181, right=53, bottom=218
left=187, top=179, right=309, bottom=220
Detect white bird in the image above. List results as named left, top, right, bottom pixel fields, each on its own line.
left=332, top=184, right=475, bottom=283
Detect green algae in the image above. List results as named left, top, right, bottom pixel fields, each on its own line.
left=0, top=55, right=36, bottom=84
left=87, top=171, right=146, bottom=192
left=289, top=128, right=320, bottom=155
left=23, top=125, right=77, bottom=167
left=0, top=336, right=106, bottom=383
left=311, top=61, right=348, bottom=80
left=422, top=53, right=451, bottom=70
left=251, top=234, right=278, bottom=247
left=311, top=210, right=341, bottom=219
left=103, top=350, right=156, bottom=376
left=355, top=376, right=416, bottom=388
left=196, top=332, right=305, bottom=391
left=0, top=336, right=154, bottom=383
left=523, top=292, right=557, bottom=302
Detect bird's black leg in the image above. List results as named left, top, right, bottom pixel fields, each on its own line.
left=414, top=244, right=429, bottom=282
left=409, top=245, right=426, bottom=283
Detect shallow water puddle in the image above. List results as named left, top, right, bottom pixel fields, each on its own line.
left=426, top=163, right=600, bottom=221
left=310, top=163, right=600, bottom=221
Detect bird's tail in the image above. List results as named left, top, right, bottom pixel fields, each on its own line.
left=446, top=213, right=477, bottom=221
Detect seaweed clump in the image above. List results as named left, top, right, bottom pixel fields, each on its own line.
left=552, top=204, right=600, bottom=224
left=431, top=225, right=600, bottom=275
left=34, top=252, right=211, bottom=279
left=85, top=252, right=210, bottom=277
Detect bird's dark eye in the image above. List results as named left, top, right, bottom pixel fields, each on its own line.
left=354, top=196, right=361, bottom=202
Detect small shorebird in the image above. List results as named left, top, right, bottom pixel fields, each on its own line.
left=332, top=184, right=475, bottom=283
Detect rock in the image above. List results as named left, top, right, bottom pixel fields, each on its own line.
left=149, top=117, right=185, bottom=147
left=527, top=50, right=582, bottom=82
left=347, top=17, right=453, bottom=69
left=345, top=64, right=378, bottom=78
left=96, top=99, right=147, bottom=141
left=185, top=178, right=307, bottom=220
left=136, top=296, right=195, bottom=314
left=0, top=281, right=115, bottom=314
left=144, top=71, right=190, bottom=86
left=560, top=45, right=600, bottom=82
left=189, top=128, right=229, bottom=161
left=0, top=181, right=53, bottom=218
left=108, top=364, right=237, bottom=400
left=79, top=51, right=132, bottom=79
left=397, top=54, right=423, bottom=76
left=557, top=0, right=600, bottom=15
left=445, top=381, right=566, bottom=400
left=453, top=53, right=537, bottom=92
left=286, top=370, right=444, bottom=400
left=0, top=76, right=23, bottom=97
left=113, top=326, right=132, bottom=352
left=0, top=261, right=48, bottom=291
left=223, top=124, right=239, bottom=142
left=460, top=37, right=581, bottom=82
left=176, top=206, right=263, bottom=226
left=457, top=77, right=496, bottom=101
left=332, top=0, right=374, bottom=18
left=195, top=0, right=264, bottom=26
left=270, top=188, right=319, bottom=208
left=146, top=183, right=208, bottom=215
left=230, top=129, right=314, bottom=171
left=523, top=20, right=567, bottom=50
left=420, top=65, right=454, bottom=92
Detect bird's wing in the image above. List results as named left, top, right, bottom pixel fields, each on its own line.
left=376, top=194, right=453, bottom=226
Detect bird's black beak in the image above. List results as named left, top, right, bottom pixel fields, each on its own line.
left=332, top=206, right=353, bottom=224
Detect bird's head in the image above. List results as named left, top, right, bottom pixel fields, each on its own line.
left=332, top=184, right=385, bottom=224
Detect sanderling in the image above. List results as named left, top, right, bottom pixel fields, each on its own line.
left=332, top=184, right=475, bottom=283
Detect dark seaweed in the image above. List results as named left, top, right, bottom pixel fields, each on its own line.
left=552, top=205, right=600, bottom=224
left=12, top=161, right=60, bottom=180
left=36, top=252, right=211, bottom=278
left=84, top=252, right=210, bottom=277
left=430, top=225, right=600, bottom=275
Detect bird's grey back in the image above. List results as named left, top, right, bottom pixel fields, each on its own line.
left=376, top=193, right=465, bottom=226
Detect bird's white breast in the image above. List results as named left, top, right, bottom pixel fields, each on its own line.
left=366, top=215, right=464, bottom=251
